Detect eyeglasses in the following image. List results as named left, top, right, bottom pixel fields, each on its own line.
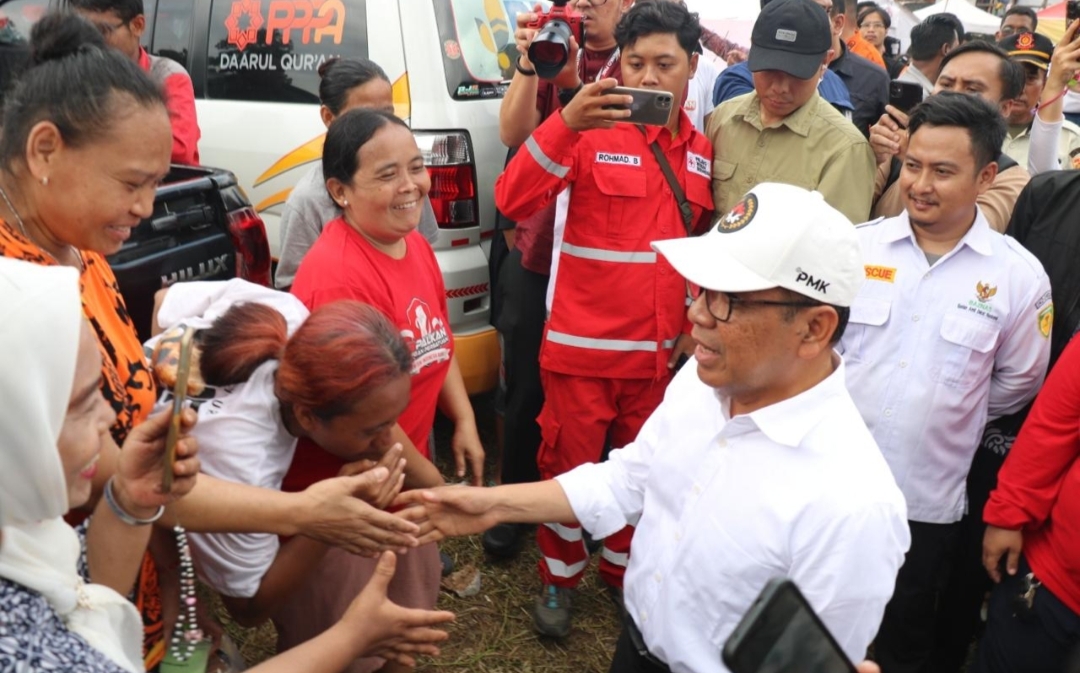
left=861, top=21, right=887, bottom=30
left=93, top=18, right=128, bottom=37
left=687, top=282, right=821, bottom=323
left=576, top=0, right=610, bottom=7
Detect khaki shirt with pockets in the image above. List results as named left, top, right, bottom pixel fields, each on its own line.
left=706, top=91, right=876, bottom=225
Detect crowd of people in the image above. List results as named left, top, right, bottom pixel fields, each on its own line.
left=1, top=0, right=1080, bottom=672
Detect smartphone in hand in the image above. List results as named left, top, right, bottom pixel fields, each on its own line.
left=605, top=86, right=675, bottom=126
left=888, top=80, right=924, bottom=116
left=1067, top=0, right=1080, bottom=25
left=722, top=578, right=858, bottom=673
left=161, top=326, right=195, bottom=493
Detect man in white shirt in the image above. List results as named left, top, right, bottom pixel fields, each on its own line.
left=397, top=183, right=910, bottom=673
left=841, top=92, right=1052, bottom=673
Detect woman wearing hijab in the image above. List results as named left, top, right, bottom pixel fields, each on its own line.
left=0, top=257, right=199, bottom=672
left=0, top=257, right=454, bottom=672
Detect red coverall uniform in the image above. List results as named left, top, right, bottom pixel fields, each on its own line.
left=495, top=110, right=714, bottom=589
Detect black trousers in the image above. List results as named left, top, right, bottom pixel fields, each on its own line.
left=874, top=520, right=962, bottom=673
left=972, top=556, right=1080, bottom=673
left=494, top=248, right=548, bottom=485
left=929, top=436, right=1011, bottom=673
left=609, top=624, right=671, bottom=673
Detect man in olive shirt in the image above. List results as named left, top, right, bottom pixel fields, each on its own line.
left=706, top=0, right=876, bottom=225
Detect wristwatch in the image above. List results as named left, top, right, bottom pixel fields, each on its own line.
left=557, top=84, right=583, bottom=108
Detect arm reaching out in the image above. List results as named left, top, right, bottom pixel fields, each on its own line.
left=393, top=481, right=578, bottom=544
left=246, top=551, right=455, bottom=673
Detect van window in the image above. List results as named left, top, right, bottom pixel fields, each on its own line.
left=433, top=0, right=535, bottom=100
left=206, top=0, right=368, bottom=103
left=150, top=0, right=192, bottom=67
left=0, top=0, right=44, bottom=99
left=0, top=0, right=45, bottom=45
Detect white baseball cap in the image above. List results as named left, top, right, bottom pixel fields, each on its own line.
left=652, top=183, right=864, bottom=307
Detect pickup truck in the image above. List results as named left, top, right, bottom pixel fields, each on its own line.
left=108, top=165, right=272, bottom=341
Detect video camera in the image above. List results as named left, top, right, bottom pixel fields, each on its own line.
left=525, top=0, right=585, bottom=79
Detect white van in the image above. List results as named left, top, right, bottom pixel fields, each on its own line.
left=2, top=0, right=517, bottom=393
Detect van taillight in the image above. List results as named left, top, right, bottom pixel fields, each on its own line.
left=227, top=207, right=272, bottom=286
left=415, top=131, right=478, bottom=229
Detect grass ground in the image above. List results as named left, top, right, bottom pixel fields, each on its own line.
left=212, top=392, right=623, bottom=671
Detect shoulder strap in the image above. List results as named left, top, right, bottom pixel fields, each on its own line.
left=996, top=151, right=1018, bottom=173
left=638, top=126, right=694, bottom=236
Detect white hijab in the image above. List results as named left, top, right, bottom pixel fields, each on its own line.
left=0, top=257, right=145, bottom=673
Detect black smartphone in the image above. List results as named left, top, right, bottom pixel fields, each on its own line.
left=722, top=578, right=858, bottom=673
left=888, top=80, right=924, bottom=116
left=1069, top=0, right=1080, bottom=25
left=606, top=86, right=675, bottom=126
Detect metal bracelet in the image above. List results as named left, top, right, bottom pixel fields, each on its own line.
left=103, top=476, right=164, bottom=526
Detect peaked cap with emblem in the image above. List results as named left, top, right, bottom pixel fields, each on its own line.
left=997, top=31, right=1054, bottom=71
left=748, top=0, right=833, bottom=80
left=652, top=183, right=865, bottom=307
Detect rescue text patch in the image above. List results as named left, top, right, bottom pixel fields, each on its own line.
left=865, top=265, right=897, bottom=282
left=596, top=152, right=641, bottom=167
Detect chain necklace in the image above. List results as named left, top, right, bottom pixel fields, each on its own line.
left=0, top=181, right=85, bottom=272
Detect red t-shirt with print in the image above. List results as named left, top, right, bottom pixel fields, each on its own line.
left=285, top=219, right=452, bottom=489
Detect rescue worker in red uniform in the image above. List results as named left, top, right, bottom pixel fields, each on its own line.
left=494, top=1, right=715, bottom=638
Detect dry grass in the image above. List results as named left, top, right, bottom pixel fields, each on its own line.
left=212, top=392, right=623, bottom=672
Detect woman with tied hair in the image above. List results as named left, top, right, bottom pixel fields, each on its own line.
left=274, top=56, right=440, bottom=290
left=0, top=258, right=454, bottom=673
left=288, top=108, right=483, bottom=673
left=147, top=281, right=448, bottom=668
left=0, top=13, right=432, bottom=669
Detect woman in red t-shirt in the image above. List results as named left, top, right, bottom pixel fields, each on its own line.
left=288, top=109, right=484, bottom=673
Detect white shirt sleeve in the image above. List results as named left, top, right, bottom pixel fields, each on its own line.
left=1027, top=114, right=1063, bottom=175
left=987, top=268, right=1053, bottom=419
left=789, top=497, right=910, bottom=664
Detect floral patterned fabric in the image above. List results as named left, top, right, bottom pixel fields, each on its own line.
left=0, top=523, right=130, bottom=673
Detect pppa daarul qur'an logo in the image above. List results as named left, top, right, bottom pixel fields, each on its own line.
left=226, top=0, right=345, bottom=52
left=225, top=0, right=263, bottom=51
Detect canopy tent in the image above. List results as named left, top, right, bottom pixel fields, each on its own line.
left=915, top=0, right=1003, bottom=37
left=685, top=0, right=921, bottom=53
left=1036, top=2, right=1068, bottom=44
left=685, top=0, right=756, bottom=58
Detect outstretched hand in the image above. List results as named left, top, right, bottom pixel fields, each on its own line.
left=298, top=459, right=421, bottom=557
left=343, top=551, right=455, bottom=665
left=393, top=486, right=500, bottom=544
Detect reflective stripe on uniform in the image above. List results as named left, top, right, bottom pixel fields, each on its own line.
left=562, top=242, right=657, bottom=264
left=546, top=331, right=681, bottom=352
left=601, top=547, right=629, bottom=567
left=544, top=557, right=589, bottom=578
left=544, top=522, right=583, bottom=543
left=547, top=331, right=661, bottom=352
left=526, top=136, right=570, bottom=179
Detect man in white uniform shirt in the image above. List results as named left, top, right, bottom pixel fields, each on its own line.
left=396, top=183, right=910, bottom=673
left=841, top=92, right=1052, bottom=673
